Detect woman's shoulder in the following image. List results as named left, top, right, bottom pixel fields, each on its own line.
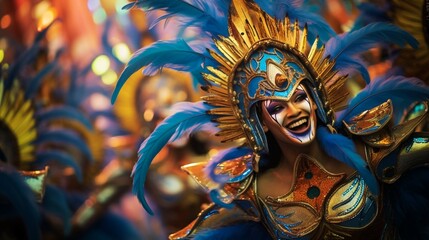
left=342, top=100, right=429, bottom=183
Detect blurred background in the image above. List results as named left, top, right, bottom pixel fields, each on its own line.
left=0, top=0, right=427, bottom=239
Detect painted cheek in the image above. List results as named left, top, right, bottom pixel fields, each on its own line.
left=297, top=99, right=311, bottom=113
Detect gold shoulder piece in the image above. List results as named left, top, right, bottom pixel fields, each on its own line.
left=182, top=154, right=255, bottom=205
left=19, top=166, right=49, bottom=202
left=343, top=100, right=394, bottom=147
left=343, top=100, right=392, bottom=136
left=181, top=162, right=220, bottom=191
left=384, top=132, right=429, bottom=183
left=367, top=101, right=429, bottom=182
left=169, top=201, right=260, bottom=239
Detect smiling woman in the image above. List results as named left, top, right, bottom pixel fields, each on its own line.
left=112, top=0, right=429, bottom=239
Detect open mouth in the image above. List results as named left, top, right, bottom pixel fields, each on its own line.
left=285, top=117, right=310, bottom=134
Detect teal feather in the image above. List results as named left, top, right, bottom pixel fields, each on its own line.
left=36, top=106, right=93, bottom=131
left=132, top=101, right=217, bottom=214
left=337, top=75, right=429, bottom=125
left=324, top=23, right=418, bottom=83
left=111, top=39, right=210, bottom=103
left=36, top=130, right=94, bottom=162
left=0, top=166, right=41, bottom=240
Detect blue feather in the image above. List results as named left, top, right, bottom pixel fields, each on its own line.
left=25, top=48, right=63, bottom=99
left=73, top=212, right=142, bottom=240
left=36, top=130, right=94, bottom=162
left=132, top=101, right=217, bottom=214
left=102, top=18, right=123, bottom=66
left=111, top=39, right=210, bottom=103
left=5, top=20, right=59, bottom=89
left=0, top=167, right=41, bottom=240
left=255, top=0, right=335, bottom=42
left=123, top=0, right=228, bottom=37
left=324, top=23, right=418, bottom=83
left=42, top=185, right=73, bottom=235
left=194, top=220, right=271, bottom=239
left=317, top=127, right=379, bottom=195
left=205, top=147, right=253, bottom=184
left=337, top=75, right=429, bottom=125
left=35, top=151, right=83, bottom=182
left=384, top=167, right=429, bottom=239
left=36, top=106, right=93, bottom=131
left=351, top=3, right=390, bottom=31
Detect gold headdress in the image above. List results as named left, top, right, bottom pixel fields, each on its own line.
left=202, top=0, right=347, bottom=152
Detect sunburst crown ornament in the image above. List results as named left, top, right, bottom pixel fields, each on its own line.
left=0, top=78, right=36, bottom=165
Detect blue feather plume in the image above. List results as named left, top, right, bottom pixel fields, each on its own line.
left=42, top=185, right=73, bottom=235
left=0, top=167, right=41, bottom=240
left=5, top=20, right=59, bottom=89
left=324, top=23, right=418, bottom=83
left=35, top=150, right=83, bottom=182
left=25, top=48, right=63, bottom=99
left=351, top=2, right=390, bottom=31
left=317, top=126, right=379, bottom=195
left=36, top=130, right=94, bottom=162
left=102, top=18, right=123, bottom=66
left=111, top=39, right=211, bottom=103
left=123, top=0, right=229, bottom=37
left=132, top=101, right=217, bottom=214
left=255, top=0, right=335, bottom=42
left=36, top=106, right=93, bottom=131
left=194, top=220, right=271, bottom=240
left=384, top=167, right=429, bottom=239
left=337, top=75, right=429, bottom=125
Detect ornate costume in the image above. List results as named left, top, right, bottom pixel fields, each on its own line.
left=112, top=0, right=429, bottom=239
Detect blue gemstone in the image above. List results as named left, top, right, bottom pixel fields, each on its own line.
left=307, top=186, right=320, bottom=199
left=304, top=171, right=313, bottom=179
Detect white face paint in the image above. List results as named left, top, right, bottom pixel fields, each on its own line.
left=263, top=85, right=317, bottom=145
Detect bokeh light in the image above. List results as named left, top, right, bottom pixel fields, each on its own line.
left=0, top=49, right=4, bottom=63
left=93, top=8, right=107, bottom=24
left=115, top=0, right=129, bottom=15
left=33, top=1, right=50, bottom=19
left=87, top=0, right=101, bottom=12
left=143, top=109, right=154, bottom=122
left=112, top=43, right=131, bottom=63
left=92, top=55, right=110, bottom=76
left=37, top=8, right=57, bottom=31
left=90, top=93, right=111, bottom=111
left=101, top=69, right=118, bottom=85
left=1, top=15, right=11, bottom=29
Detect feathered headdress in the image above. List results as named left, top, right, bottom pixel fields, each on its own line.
left=113, top=0, right=418, bottom=213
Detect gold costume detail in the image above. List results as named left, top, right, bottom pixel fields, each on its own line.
left=0, top=79, right=36, bottom=163
left=19, top=166, right=49, bottom=202
left=255, top=154, right=346, bottom=238
left=202, top=0, right=347, bottom=151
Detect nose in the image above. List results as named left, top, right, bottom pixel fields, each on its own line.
left=285, top=102, right=301, bottom=118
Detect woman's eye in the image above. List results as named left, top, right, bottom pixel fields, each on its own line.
left=267, top=104, right=284, bottom=115
left=295, top=93, right=307, bottom=102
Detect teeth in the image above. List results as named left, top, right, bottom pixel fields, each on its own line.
left=288, top=118, right=307, bottom=129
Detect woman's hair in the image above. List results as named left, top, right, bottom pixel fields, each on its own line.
left=254, top=102, right=281, bottom=172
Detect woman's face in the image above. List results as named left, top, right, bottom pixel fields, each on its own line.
left=261, top=85, right=317, bottom=146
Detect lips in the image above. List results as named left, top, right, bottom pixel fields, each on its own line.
left=285, top=117, right=309, bottom=134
